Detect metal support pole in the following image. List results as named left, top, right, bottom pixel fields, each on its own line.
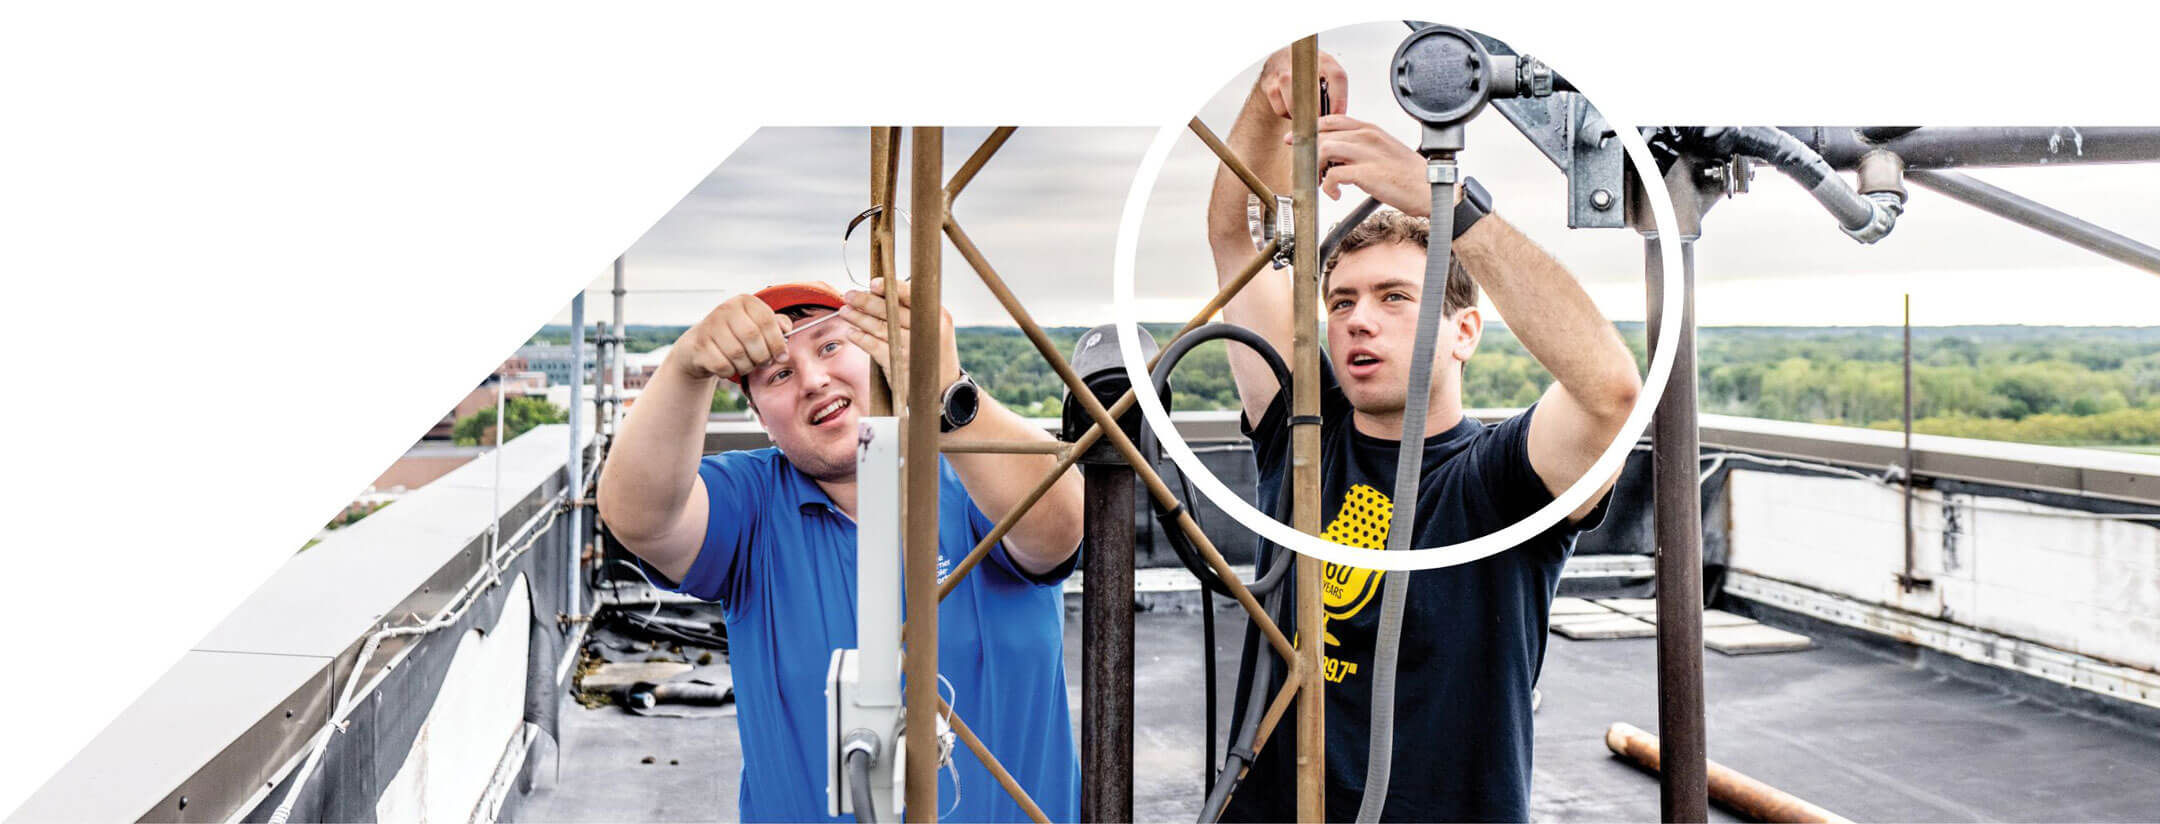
left=593, top=320, right=611, bottom=439
left=1900, top=294, right=1926, bottom=591
left=1638, top=157, right=1710, bottom=823
left=867, top=127, right=900, bottom=416
left=1287, top=35, right=1327, bottom=823
left=492, top=358, right=505, bottom=557
left=1080, top=461, right=1135, bottom=823
left=1788, top=126, right=2160, bottom=170
left=611, top=256, right=627, bottom=429
left=1906, top=169, right=2160, bottom=276
left=567, top=294, right=585, bottom=624
left=902, top=126, right=945, bottom=823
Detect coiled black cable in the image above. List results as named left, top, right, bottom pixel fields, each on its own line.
left=1141, top=322, right=1297, bottom=599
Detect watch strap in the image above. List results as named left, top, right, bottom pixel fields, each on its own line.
left=1452, top=176, right=1493, bottom=240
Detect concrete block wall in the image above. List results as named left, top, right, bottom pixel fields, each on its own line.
left=1727, top=470, right=2160, bottom=675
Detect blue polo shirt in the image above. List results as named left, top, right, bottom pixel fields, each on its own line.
left=655, top=447, right=1080, bottom=823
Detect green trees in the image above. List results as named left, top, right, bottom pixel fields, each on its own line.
left=533, top=323, right=2160, bottom=448
left=711, top=384, right=747, bottom=413
left=454, top=396, right=568, bottom=445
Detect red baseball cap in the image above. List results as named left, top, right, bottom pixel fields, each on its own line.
left=751, top=281, right=846, bottom=315
left=729, top=281, right=847, bottom=388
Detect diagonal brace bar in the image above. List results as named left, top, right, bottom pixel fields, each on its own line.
left=944, top=215, right=1297, bottom=663
left=936, top=695, right=1051, bottom=824
left=1908, top=168, right=2160, bottom=276
left=946, top=127, right=1019, bottom=204
left=1191, top=118, right=1279, bottom=206
left=932, top=241, right=1280, bottom=604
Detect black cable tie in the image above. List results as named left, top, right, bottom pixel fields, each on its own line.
left=1228, top=745, right=1256, bottom=763
left=1289, top=414, right=1324, bottom=427
left=1155, top=500, right=1185, bottom=523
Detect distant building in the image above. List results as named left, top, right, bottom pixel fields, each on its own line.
left=423, top=359, right=552, bottom=440
left=623, top=344, right=671, bottom=390
left=517, top=342, right=600, bottom=387
left=369, top=442, right=488, bottom=494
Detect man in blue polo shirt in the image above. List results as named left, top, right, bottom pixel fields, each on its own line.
left=597, top=278, right=1084, bottom=822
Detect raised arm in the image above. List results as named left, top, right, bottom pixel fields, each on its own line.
left=1457, top=218, right=1640, bottom=520
left=597, top=295, right=791, bottom=582
left=1312, top=116, right=1640, bottom=520
left=837, top=278, right=1084, bottom=576
left=1207, top=47, right=1346, bottom=426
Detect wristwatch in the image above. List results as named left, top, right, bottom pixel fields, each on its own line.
left=939, top=371, right=980, bottom=433
left=1452, top=176, right=1493, bottom=240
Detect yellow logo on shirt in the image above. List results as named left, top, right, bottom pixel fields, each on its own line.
left=1313, top=483, right=1393, bottom=682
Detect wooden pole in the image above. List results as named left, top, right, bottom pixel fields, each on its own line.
left=903, top=126, right=944, bottom=822
left=1288, top=35, right=1327, bottom=823
left=865, top=127, right=900, bottom=416
left=1606, top=723, right=1852, bottom=824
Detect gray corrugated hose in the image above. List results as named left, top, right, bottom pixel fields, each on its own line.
left=1690, top=127, right=1902, bottom=243
left=1354, top=159, right=1459, bottom=823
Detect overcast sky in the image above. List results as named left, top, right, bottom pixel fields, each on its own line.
left=551, top=21, right=2160, bottom=331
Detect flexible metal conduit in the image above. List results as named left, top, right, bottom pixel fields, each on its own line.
left=1354, top=161, right=1459, bottom=824
left=1689, top=126, right=1902, bottom=243
left=845, top=747, right=878, bottom=824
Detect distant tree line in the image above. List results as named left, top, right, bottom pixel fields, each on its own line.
left=454, top=396, right=568, bottom=445
left=532, top=324, right=2160, bottom=448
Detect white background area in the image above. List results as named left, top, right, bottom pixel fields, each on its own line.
left=6, top=1, right=2160, bottom=816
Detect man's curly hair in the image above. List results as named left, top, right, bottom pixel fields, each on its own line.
left=1321, top=210, right=1478, bottom=315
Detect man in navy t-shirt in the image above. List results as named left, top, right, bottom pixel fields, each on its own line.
left=1205, top=48, right=1643, bottom=821
left=597, top=278, right=1084, bottom=822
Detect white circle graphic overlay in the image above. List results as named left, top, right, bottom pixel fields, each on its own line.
left=1110, top=42, right=1683, bottom=572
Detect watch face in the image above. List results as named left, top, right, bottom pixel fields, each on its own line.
left=950, top=380, right=980, bottom=426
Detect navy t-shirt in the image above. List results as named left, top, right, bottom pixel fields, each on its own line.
left=1222, top=361, right=1607, bottom=823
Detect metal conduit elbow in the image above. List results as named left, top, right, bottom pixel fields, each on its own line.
left=1691, top=126, right=1903, bottom=244
left=1845, top=149, right=1908, bottom=244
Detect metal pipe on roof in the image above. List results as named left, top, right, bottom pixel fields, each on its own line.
left=1899, top=295, right=1928, bottom=591
left=1786, top=127, right=2160, bottom=170
left=612, top=256, right=627, bottom=430
left=1080, top=462, right=1136, bottom=823
left=493, top=362, right=506, bottom=559
left=1637, top=155, right=1712, bottom=823
left=594, top=320, right=611, bottom=439
left=1906, top=169, right=2160, bottom=276
left=568, top=293, right=585, bottom=625
left=1605, top=722, right=1854, bottom=824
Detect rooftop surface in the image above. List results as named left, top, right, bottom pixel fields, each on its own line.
left=516, top=606, right=2160, bottom=822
